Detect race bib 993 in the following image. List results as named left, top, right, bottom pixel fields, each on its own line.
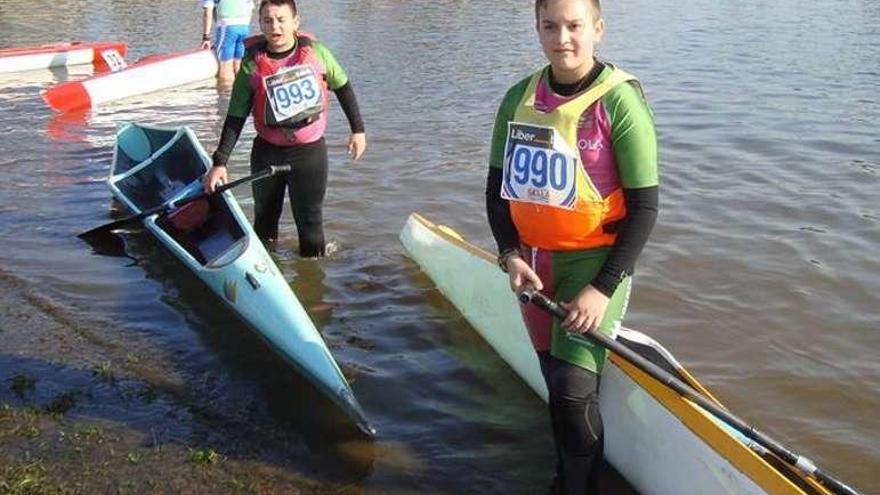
left=263, top=65, right=321, bottom=124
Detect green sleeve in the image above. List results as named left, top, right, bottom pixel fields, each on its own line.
left=489, top=76, right=531, bottom=169
left=227, top=55, right=255, bottom=118
left=604, top=81, right=659, bottom=188
left=313, top=41, right=349, bottom=90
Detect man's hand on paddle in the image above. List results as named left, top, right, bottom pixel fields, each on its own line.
left=203, top=166, right=228, bottom=193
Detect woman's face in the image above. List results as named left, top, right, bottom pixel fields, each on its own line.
left=537, top=0, right=604, bottom=82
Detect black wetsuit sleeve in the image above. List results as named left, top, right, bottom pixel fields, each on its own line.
left=485, top=166, right=520, bottom=253
left=591, top=185, right=659, bottom=297
left=211, top=115, right=248, bottom=168
left=333, top=82, right=365, bottom=134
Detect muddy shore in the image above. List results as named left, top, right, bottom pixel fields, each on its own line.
left=0, top=266, right=376, bottom=494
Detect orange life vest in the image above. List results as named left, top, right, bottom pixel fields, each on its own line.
left=503, top=68, right=634, bottom=250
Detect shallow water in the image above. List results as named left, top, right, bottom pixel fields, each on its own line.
left=0, top=0, right=878, bottom=493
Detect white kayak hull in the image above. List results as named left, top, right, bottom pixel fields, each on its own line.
left=400, top=212, right=832, bottom=495
left=0, top=41, right=127, bottom=73
left=42, top=49, right=217, bottom=112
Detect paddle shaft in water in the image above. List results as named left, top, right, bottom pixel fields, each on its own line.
left=78, top=165, right=291, bottom=249
left=519, top=289, right=861, bottom=495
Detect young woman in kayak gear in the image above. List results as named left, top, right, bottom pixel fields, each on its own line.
left=204, top=0, right=366, bottom=257
left=485, top=0, right=659, bottom=492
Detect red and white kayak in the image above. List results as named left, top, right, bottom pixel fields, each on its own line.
left=41, top=49, right=219, bottom=113
left=0, top=41, right=127, bottom=74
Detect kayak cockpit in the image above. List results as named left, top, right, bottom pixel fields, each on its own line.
left=111, top=123, right=249, bottom=268
left=112, top=126, right=203, bottom=212
left=156, top=194, right=248, bottom=267
left=112, top=124, right=178, bottom=178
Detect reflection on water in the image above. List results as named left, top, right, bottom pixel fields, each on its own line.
left=0, top=0, right=878, bottom=493
left=44, top=108, right=92, bottom=142
left=0, top=65, right=93, bottom=90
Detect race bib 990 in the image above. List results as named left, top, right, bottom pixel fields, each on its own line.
left=263, top=65, right=321, bottom=123
left=501, top=122, right=578, bottom=210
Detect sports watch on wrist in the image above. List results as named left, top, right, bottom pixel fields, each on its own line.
left=497, top=248, right=521, bottom=273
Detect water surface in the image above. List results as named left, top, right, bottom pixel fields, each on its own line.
left=0, top=0, right=877, bottom=492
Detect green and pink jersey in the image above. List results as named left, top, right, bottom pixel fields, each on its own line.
left=489, top=64, right=658, bottom=371
left=489, top=64, right=658, bottom=228
left=227, top=35, right=349, bottom=146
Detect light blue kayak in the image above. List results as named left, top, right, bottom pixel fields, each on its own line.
left=107, top=123, right=373, bottom=436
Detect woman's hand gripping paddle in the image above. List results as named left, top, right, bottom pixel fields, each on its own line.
left=519, top=289, right=862, bottom=495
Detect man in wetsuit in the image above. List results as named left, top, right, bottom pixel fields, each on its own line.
left=203, top=0, right=365, bottom=257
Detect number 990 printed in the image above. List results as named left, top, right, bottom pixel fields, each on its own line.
left=509, top=146, right=572, bottom=191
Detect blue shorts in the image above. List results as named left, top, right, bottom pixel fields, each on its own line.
left=214, top=24, right=250, bottom=62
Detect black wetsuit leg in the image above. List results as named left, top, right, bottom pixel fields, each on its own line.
left=285, top=139, right=327, bottom=257
left=538, top=352, right=604, bottom=495
left=250, top=137, right=328, bottom=256
left=538, top=351, right=565, bottom=494
left=250, top=137, right=287, bottom=243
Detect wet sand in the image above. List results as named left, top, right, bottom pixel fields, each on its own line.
left=0, top=266, right=374, bottom=494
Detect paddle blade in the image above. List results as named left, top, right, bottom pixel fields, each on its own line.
left=78, top=224, right=129, bottom=257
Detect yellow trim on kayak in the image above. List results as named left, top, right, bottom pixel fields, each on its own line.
left=411, top=212, right=835, bottom=495
left=610, top=355, right=834, bottom=495
left=676, top=361, right=723, bottom=406
left=410, top=213, right=497, bottom=262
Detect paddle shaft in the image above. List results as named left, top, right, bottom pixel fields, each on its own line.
left=159, top=165, right=287, bottom=214
left=519, top=290, right=861, bottom=495
left=78, top=165, right=290, bottom=239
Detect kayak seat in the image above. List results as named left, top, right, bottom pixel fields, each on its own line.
left=167, top=198, right=210, bottom=232
left=157, top=195, right=246, bottom=266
